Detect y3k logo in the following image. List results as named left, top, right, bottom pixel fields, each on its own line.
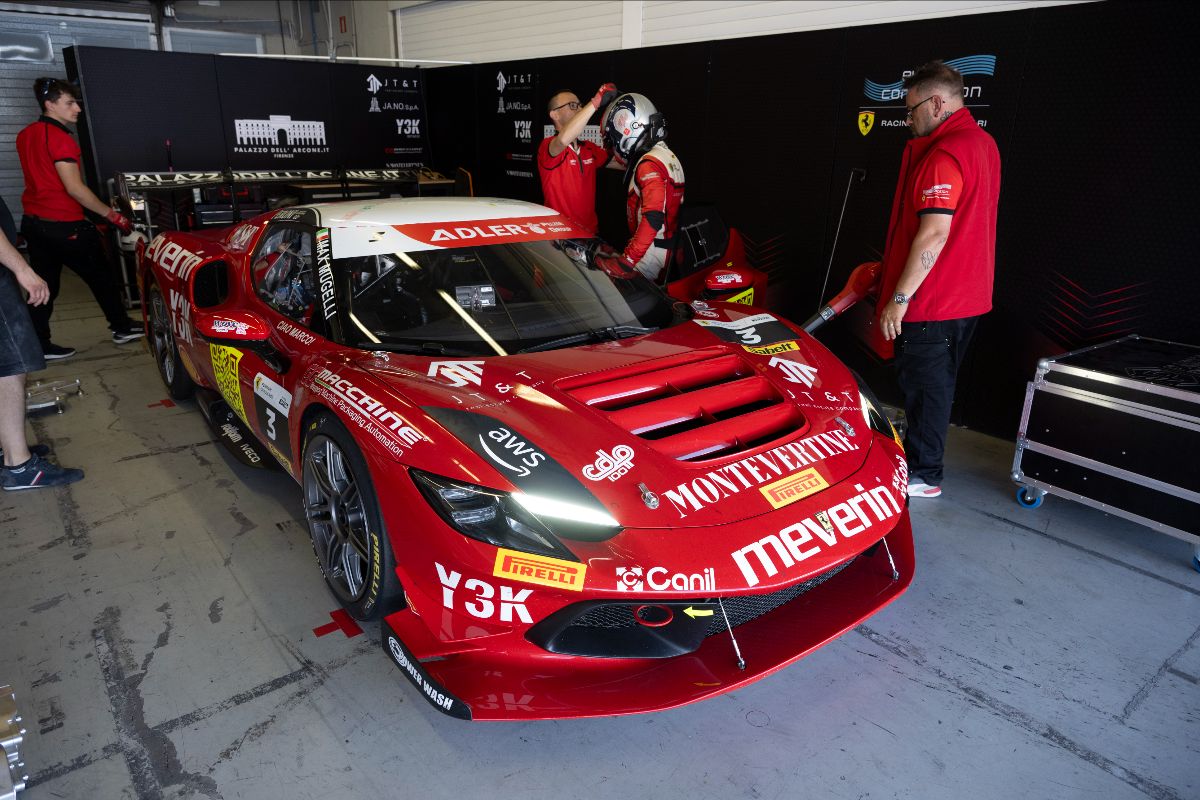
left=583, top=445, right=634, bottom=482
left=769, top=357, right=819, bottom=387
left=428, top=360, right=484, bottom=387
left=436, top=563, right=532, bottom=623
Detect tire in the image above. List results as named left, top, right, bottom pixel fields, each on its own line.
left=147, top=281, right=195, bottom=400
left=301, top=412, right=401, bottom=621
left=1015, top=486, right=1044, bottom=509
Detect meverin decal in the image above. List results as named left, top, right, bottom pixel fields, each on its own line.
left=479, top=427, right=546, bottom=477
left=732, top=482, right=904, bottom=587
left=383, top=626, right=471, bottom=720
left=582, top=445, right=634, bottom=482
left=316, top=228, right=335, bottom=320
left=146, top=236, right=203, bottom=280
left=253, top=372, right=293, bottom=461
left=428, top=360, right=484, bottom=388
left=616, top=566, right=716, bottom=593
left=693, top=313, right=796, bottom=348
left=658, top=429, right=859, bottom=519
left=309, top=367, right=423, bottom=456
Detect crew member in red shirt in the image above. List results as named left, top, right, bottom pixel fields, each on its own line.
left=17, top=77, right=142, bottom=360
left=537, top=83, right=617, bottom=233
left=877, top=61, right=1002, bottom=498
left=599, top=92, right=685, bottom=281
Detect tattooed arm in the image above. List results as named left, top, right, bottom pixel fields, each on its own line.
left=879, top=212, right=952, bottom=340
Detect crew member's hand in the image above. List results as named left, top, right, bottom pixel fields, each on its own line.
left=105, top=208, right=134, bottom=235
left=880, top=300, right=907, bottom=341
left=594, top=253, right=635, bottom=279
left=16, top=266, right=50, bottom=306
left=591, top=82, right=619, bottom=110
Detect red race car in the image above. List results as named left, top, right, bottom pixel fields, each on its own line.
left=138, top=197, right=912, bottom=720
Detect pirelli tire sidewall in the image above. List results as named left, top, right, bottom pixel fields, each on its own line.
left=302, top=411, right=401, bottom=621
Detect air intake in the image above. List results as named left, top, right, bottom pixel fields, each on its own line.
left=560, top=347, right=807, bottom=462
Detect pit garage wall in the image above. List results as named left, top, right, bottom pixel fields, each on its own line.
left=422, top=0, right=1197, bottom=439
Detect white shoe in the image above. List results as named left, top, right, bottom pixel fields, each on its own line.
left=907, top=482, right=942, bottom=498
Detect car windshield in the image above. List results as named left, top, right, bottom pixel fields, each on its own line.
left=337, top=238, right=689, bottom=355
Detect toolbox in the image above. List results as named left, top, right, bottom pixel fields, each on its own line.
left=1011, top=335, right=1200, bottom=543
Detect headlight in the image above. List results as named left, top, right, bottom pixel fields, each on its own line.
left=411, top=470, right=618, bottom=561
left=854, top=373, right=902, bottom=447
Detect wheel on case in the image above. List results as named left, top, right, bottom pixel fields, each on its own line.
left=301, top=411, right=401, bottom=621
left=1015, top=486, right=1044, bottom=509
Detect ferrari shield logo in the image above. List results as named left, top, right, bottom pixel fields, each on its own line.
left=858, top=111, right=875, bottom=136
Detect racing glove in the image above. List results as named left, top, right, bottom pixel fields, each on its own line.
left=591, top=82, right=619, bottom=110
left=106, top=208, right=134, bottom=235
left=594, top=253, right=636, bottom=279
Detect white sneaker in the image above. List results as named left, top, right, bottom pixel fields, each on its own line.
left=907, top=482, right=942, bottom=498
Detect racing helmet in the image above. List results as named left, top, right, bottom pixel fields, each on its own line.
left=600, top=92, right=667, bottom=165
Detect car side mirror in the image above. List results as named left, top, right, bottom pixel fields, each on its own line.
left=195, top=310, right=272, bottom=343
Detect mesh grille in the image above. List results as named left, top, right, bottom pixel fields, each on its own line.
left=568, top=556, right=857, bottom=637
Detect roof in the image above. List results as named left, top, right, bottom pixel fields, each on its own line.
left=311, top=197, right=556, bottom=227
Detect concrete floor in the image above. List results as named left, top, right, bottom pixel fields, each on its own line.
left=2, top=273, right=1198, bottom=800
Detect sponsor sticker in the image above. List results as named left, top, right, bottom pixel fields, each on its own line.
left=729, top=288, right=754, bottom=305
left=316, top=228, right=335, bottom=320
left=393, top=215, right=587, bottom=248
left=760, top=468, right=829, bottom=509
left=616, top=566, right=716, bottom=593
left=209, top=344, right=246, bottom=422
left=582, top=445, right=634, bottom=482
left=429, top=360, right=484, bottom=388
left=479, top=426, right=545, bottom=477
left=693, top=313, right=795, bottom=348
left=769, top=356, right=819, bottom=387
left=731, top=482, right=904, bottom=587
left=744, top=340, right=798, bottom=356
left=147, top=236, right=204, bottom=280
left=436, top=563, right=533, bottom=623
left=493, top=548, right=586, bottom=591
left=308, top=367, right=423, bottom=456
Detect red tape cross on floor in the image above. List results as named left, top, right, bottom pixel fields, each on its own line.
left=313, top=609, right=363, bottom=638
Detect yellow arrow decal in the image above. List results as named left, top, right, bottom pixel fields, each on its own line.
left=683, top=606, right=714, bottom=619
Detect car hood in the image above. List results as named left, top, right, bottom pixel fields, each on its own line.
left=358, top=309, right=876, bottom=532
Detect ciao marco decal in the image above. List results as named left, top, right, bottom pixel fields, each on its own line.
left=393, top=216, right=587, bottom=248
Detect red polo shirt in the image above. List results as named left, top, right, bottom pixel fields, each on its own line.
left=537, top=137, right=607, bottom=233
left=17, top=116, right=85, bottom=222
left=879, top=108, right=1001, bottom=322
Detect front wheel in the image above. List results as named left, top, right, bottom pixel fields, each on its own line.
left=147, top=281, right=195, bottom=400
left=301, top=412, right=401, bottom=621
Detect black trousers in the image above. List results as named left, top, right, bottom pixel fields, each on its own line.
left=894, top=316, right=979, bottom=486
left=21, top=216, right=129, bottom=344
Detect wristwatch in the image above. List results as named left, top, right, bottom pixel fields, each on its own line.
left=893, top=292, right=910, bottom=305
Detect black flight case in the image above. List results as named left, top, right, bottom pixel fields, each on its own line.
left=1011, top=335, right=1200, bottom=544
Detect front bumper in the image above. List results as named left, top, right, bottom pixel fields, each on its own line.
left=382, top=511, right=913, bottom=720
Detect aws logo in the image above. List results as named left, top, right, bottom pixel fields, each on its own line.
left=480, top=427, right=546, bottom=477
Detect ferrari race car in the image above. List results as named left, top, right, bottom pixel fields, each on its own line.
left=138, top=197, right=913, bottom=720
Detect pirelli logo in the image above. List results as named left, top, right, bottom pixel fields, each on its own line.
left=743, top=340, right=799, bottom=356
left=493, top=548, right=586, bottom=591
left=759, top=468, right=829, bottom=509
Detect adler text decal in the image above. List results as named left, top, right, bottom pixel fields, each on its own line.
left=393, top=216, right=585, bottom=248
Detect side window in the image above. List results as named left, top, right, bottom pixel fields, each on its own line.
left=251, top=225, right=318, bottom=327
left=192, top=261, right=229, bottom=309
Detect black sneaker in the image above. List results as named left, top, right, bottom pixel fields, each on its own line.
left=111, top=321, right=145, bottom=344
left=1, top=454, right=84, bottom=491
left=0, top=444, right=50, bottom=461
left=42, top=342, right=76, bottom=360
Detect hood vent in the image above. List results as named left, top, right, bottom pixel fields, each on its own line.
left=561, top=348, right=807, bottom=462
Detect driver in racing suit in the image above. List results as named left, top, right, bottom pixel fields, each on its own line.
left=599, top=93, right=685, bottom=281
